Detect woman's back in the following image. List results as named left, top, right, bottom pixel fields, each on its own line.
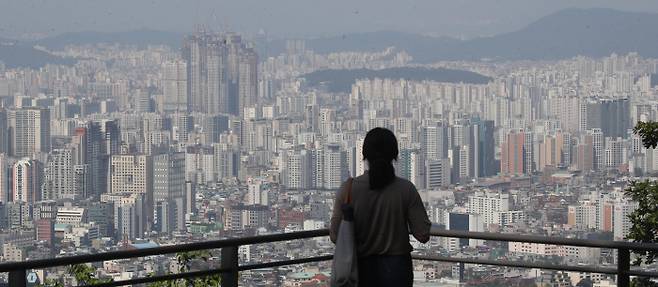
left=330, top=173, right=430, bottom=257
left=329, top=127, right=430, bottom=286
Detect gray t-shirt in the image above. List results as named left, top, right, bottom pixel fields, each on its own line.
left=330, top=173, right=431, bottom=257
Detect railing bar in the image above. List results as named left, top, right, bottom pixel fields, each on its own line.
left=6, top=228, right=658, bottom=281
left=0, top=229, right=329, bottom=272
left=75, top=255, right=658, bottom=287
left=221, top=245, right=239, bottom=287
left=79, top=267, right=231, bottom=287
left=412, top=255, right=619, bottom=275
left=429, top=229, right=658, bottom=251
left=627, top=270, right=658, bottom=277
left=8, top=268, right=26, bottom=287
left=618, top=249, right=631, bottom=287
left=238, top=255, right=333, bottom=271
left=81, top=255, right=334, bottom=287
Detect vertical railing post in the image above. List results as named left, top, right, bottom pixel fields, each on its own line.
left=617, top=248, right=630, bottom=287
left=459, top=262, right=465, bottom=283
left=8, top=269, right=26, bottom=287
left=221, top=245, right=239, bottom=287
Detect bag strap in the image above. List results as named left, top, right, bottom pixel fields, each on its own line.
left=343, top=177, right=354, bottom=204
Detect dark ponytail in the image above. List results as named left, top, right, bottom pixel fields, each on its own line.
left=363, top=128, right=398, bottom=190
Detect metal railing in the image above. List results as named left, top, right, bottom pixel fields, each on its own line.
left=0, top=229, right=331, bottom=287
left=417, top=228, right=658, bottom=287
left=1, top=227, right=658, bottom=287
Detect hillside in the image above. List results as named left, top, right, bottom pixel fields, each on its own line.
left=302, top=67, right=491, bottom=93
left=34, top=29, right=184, bottom=49
left=297, top=8, right=658, bottom=62
left=0, top=43, right=74, bottom=68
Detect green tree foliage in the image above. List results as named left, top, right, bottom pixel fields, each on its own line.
left=627, top=122, right=658, bottom=286
left=38, top=264, right=112, bottom=286
left=634, top=122, right=658, bottom=149
left=39, top=251, right=221, bottom=287
left=625, top=180, right=658, bottom=264
left=38, top=279, right=64, bottom=287
left=148, top=251, right=221, bottom=287
left=632, top=277, right=658, bottom=287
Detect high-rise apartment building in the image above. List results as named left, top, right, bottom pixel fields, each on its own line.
left=588, top=129, right=604, bottom=171
left=538, top=131, right=572, bottom=171
left=282, top=149, right=312, bottom=190
left=73, top=122, right=111, bottom=197
left=109, top=154, right=153, bottom=196
left=8, top=107, right=51, bottom=158
left=183, top=31, right=258, bottom=116
left=134, top=89, right=152, bottom=113
left=613, top=200, right=639, bottom=240
left=323, top=144, right=347, bottom=190
left=444, top=212, right=484, bottom=252
left=475, top=119, right=497, bottom=177
left=420, top=124, right=448, bottom=161
left=501, top=130, right=526, bottom=175
left=0, top=154, right=11, bottom=204
left=425, top=158, right=450, bottom=189
left=109, top=154, right=154, bottom=225
left=467, top=192, right=510, bottom=226
left=585, top=98, right=630, bottom=138
left=604, top=137, right=625, bottom=169
left=12, top=158, right=43, bottom=203
left=568, top=201, right=597, bottom=230
left=207, top=39, right=230, bottom=114
left=200, top=114, right=229, bottom=144
left=153, top=152, right=186, bottom=234
left=0, top=109, right=8, bottom=155
left=161, top=60, right=188, bottom=113
left=212, top=144, right=237, bottom=181
left=42, top=148, right=76, bottom=200
left=238, top=50, right=258, bottom=116
left=171, top=112, right=192, bottom=143
left=102, top=192, right=147, bottom=241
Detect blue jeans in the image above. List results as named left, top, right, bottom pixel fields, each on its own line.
left=358, top=254, right=413, bottom=287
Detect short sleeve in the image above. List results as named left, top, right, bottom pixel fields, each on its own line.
left=407, top=184, right=431, bottom=243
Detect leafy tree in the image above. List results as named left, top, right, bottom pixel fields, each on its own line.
left=632, top=277, right=658, bottom=287
left=38, top=264, right=112, bottom=286
left=148, top=251, right=221, bottom=287
left=634, top=122, right=658, bottom=149
left=39, top=279, right=64, bottom=287
left=38, top=252, right=220, bottom=287
left=626, top=122, right=658, bottom=286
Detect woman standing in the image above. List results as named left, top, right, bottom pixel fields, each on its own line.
left=330, top=127, right=431, bottom=287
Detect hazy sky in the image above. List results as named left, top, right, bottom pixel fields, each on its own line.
left=2, top=0, right=658, bottom=39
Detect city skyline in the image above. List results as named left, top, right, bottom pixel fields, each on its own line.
left=1, top=4, right=658, bottom=285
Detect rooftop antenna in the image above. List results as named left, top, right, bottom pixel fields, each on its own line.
left=210, top=9, right=219, bottom=32
left=194, top=0, right=201, bottom=33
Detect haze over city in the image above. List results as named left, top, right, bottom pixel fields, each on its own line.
left=2, top=0, right=658, bottom=38
left=1, top=1, right=658, bottom=287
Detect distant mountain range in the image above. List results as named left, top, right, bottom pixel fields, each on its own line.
left=0, top=43, right=74, bottom=68
left=302, top=67, right=491, bottom=93
left=276, top=8, right=658, bottom=62
left=2, top=8, right=658, bottom=68
left=0, top=29, right=183, bottom=68
left=34, top=29, right=185, bottom=49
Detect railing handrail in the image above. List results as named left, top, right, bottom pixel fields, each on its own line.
left=429, top=227, right=658, bottom=252
left=4, top=226, right=658, bottom=287
left=4, top=227, right=658, bottom=273
left=0, top=229, right=329, bottom=272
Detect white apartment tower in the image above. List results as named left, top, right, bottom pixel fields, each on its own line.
left=324, top=144, right=346, bottom=190
left=467, top=192, right=510, bottom=226
left=161, top=60, right=188, bottom=113
left=9, top=107, right=51, bottom=158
